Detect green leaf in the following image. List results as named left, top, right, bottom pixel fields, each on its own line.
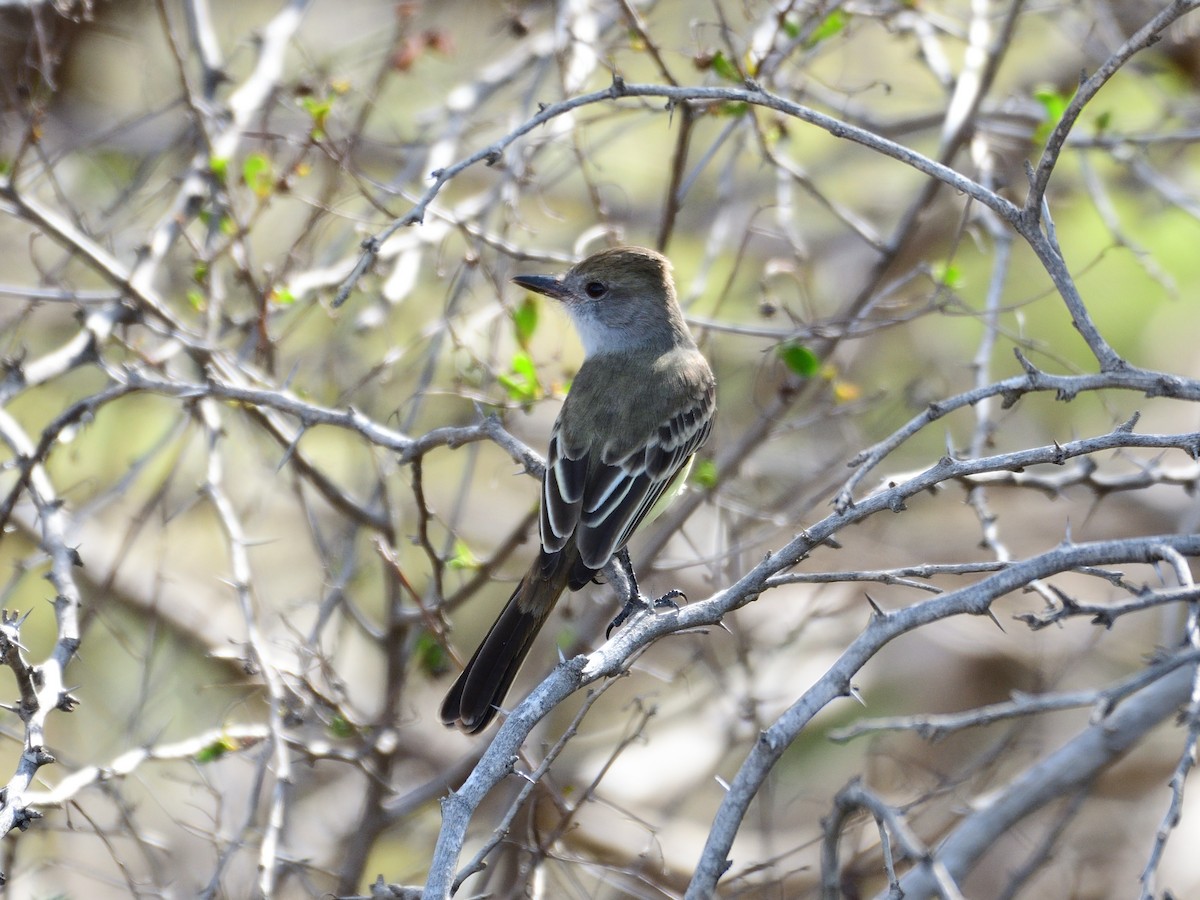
left=931, top=261, right=963, bottom=289
left=691, top=458, right=718, bottom=489
left=195, top=735, right=239, bottom=763
left=209, top=155, right=229, bottom=182
left=327, top=714, right=356, bottom=739
left=511, top=296, right=539, bottom=345
left=777, top=342, right=820, bottom=377
left=242, top=152, right=273, bottom=199
left=447, top=539, right=480, bottom=571
left=498, top=351, right=541, bottom=404
left=415, top=632, right=451, bottom=677
left=806, top=10, right=848, bottom=47
left=301, top=95, right=334, bottom=139
left=271, top=286, right=296, bottom=306
left=1034, top=86, right=1074, bottom=142
left=710, top=50, right=741, bottom=82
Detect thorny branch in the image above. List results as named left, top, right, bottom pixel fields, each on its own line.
left=1, top=0, right=1199, bottom=897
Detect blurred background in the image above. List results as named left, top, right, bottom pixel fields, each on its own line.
left=1, top=0, right=1200, bottom=896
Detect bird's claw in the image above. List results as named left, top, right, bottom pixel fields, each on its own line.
left=606, top=596, right=646, bottom=638
left=653, top=589, right=686, bottom=611
left=605, top=589, right=687, bottom=638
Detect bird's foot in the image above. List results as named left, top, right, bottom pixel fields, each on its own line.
left=653, top=588, right=686, bottom=611
left=605, top=589, right=687, bottom=639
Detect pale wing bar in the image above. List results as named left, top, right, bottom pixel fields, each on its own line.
left=574, top=391, right=713, bottom=570
left=541, top=431, right=586, bottom=552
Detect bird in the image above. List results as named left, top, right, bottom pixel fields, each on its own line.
left=439, top=246, right=716, bottom=733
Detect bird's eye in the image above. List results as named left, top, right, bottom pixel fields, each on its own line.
left=584, top=281, right=607, bottom=299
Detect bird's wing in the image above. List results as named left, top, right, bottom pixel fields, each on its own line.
left=539, top=382, right=714, bottom=576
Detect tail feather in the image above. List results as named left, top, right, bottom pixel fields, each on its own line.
left=440, top=571, right=566, bottom=733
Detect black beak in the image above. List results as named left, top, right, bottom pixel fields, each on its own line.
left=511, top=273, right=567, bottom=300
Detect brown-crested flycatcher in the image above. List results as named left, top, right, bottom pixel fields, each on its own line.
left=440, top=246, right=716, bottom=733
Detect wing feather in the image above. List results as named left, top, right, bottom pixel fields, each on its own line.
left=538, top=365, right=714, bottom=587
left=540, top=431, right=585, bottom=552
left=572, top=388, right=714, bottom=572
left=583, top=465, right=631, bottom=515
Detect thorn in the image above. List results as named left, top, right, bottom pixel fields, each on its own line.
left=848, top=684, right=866, bottom=707
left=1048, top=583, right=1077, bottom=610
left=1013, top=347, right=1038, bottom=376
left=984, top=608, right=1006, bottom=633
left=1117, top=412, right=1140, bottom=433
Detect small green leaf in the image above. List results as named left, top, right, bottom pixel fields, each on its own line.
left=270, top=287, right=296, bottom=306
left=447, top=539, right=480, bottom=571
left=209, top=155, right=229, bottom=181
left=1034, top=86, right=1074, bottom=142
left=512, top=352, right=537, bottom=379
left=195, top=735, right=239, bottom=763
left=301, top=95, right=334, bottom=139
left=327, top=714, right=356, bottom=739
left=710, top=50, right=741, bottom=82
left=242, top=152, right=273, bottom=199
left=931, top=261, right=963, bottom=289
left=511, top=296, right=539, bottom=345
left=186, top=289, right=206, bottom=311
left=806, top=10, right=848, bottom=47
left=691, top=458, right=718, bottom=489
left=416, top=632, right=451, bottom=677
left=777, top=342, right=820, bottom=377
left=498, top=351, right=541, bottom=404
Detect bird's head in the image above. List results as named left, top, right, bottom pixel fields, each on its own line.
left=512, top=246, right=691, bottom=356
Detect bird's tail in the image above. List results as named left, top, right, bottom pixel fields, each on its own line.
left=440, top=568, right=568, bottom=733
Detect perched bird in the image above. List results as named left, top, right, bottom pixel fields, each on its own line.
left=440, top=246, right=716, bottom=733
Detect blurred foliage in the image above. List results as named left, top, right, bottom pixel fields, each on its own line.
left=0, top=0, right=1197, bottom=897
